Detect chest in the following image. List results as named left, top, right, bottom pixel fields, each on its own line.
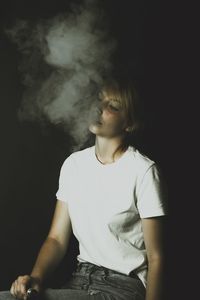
left=69, top=163, right=138, bottom=222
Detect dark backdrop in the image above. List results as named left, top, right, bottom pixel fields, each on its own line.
left=0, top=1, right=191, bottom=299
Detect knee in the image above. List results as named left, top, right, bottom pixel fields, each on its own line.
left=0, top=291, right=15, bottom=300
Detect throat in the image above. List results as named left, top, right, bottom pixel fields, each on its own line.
left=94, top=137, right=127, bottom=165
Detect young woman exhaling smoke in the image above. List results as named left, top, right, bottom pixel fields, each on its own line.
left=0, top=79, right=167, bottom=300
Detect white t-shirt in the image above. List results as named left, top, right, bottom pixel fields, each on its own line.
left=56, top=146, right=167, bottom=287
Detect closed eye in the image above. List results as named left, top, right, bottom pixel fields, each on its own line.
left=100, top=98, right=122, bottom=113
left=108, top=104, right=120, bottom=112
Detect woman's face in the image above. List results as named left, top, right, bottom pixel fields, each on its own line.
left=89, top=90, right=128, bottom=138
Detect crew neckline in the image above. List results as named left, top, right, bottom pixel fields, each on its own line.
left=91, top=145, right=132, bottom=167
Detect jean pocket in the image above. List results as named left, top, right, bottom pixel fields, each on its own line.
left=103, top=273, right=145, bottom=296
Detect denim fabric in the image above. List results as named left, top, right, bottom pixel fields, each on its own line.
left=0, top=262, right=145, bottom=300
left=61, top=262, right=146, bottom=300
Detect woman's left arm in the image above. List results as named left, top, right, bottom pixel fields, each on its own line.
left=142, top=217, right=166, bottom=300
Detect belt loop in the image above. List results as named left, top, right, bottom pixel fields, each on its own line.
left=102, top=266, right=109, bottom=279
left=77, top=261, right=82, bottom=272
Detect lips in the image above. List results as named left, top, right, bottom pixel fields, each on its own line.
left=97, top=119, right=103, bottom=125
left=93, top=117, right=102, bottom=125
left=95, top=121, right=101, bottom=126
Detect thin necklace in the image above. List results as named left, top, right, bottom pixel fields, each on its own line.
left=95, top=152, right=115, bottom=165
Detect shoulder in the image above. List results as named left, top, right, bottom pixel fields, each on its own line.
left=127, top=146, right=156, bottom=173
left=61, top=146, right=94, bottom=168
left=70, top=146, right=94, bottom=161
left=129, top=148, right=167, bottom=197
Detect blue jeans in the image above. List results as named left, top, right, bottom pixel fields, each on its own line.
left=0, top=262, right=145, bottom=300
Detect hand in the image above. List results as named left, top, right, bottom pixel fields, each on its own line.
left=10, top=275, right=41, bottom=300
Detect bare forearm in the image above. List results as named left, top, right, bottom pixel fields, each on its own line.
left=30, top=237, right=67, bottom=283
left=145, top=259, right=164, bottom=300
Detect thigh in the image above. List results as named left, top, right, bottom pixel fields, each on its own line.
left=0, top=290, right=116, bottom=300
left=44, top=288, right=116, bottom=300
left=44, top=289, right=88, bottom=300
left=100, top=273, right=145, bottom=300
left=0, top=291, right=16, bottom=300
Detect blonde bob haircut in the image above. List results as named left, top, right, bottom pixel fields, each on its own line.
left=101, top=78, right=144, bottom=150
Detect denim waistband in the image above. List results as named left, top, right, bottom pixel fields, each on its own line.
left=76, top=261, right=139, bottom=280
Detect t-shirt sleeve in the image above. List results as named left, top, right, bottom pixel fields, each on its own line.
left=56, top=155, right=76, bottom=203
left=136, top=164, right=168, bottom=218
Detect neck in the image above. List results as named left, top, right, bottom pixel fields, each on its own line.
left=95, top=136, right=126, bottom=164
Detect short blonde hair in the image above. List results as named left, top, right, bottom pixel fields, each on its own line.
left=102, top=78, right=144, bottom=149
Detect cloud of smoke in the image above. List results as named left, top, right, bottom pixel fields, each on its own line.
left=6, top=0, right=116, bottom=150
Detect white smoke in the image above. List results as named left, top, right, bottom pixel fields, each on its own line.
left=6, top=0, right=116, bottom=150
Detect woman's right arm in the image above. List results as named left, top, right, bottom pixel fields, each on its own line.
left=10, top=199, right=72, bottom=300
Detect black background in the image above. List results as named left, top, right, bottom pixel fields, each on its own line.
left=0, top=1, right=193, bottom=299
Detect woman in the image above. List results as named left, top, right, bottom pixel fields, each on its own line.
left=0, top=79, right=167, bottom=300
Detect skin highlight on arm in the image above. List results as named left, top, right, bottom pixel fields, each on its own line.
left=30, top=199, right=72, bottom=283
left=142, top=217, right=165, bottom=300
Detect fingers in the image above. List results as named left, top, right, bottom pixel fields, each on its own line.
left=10, top=275, right=31, bottom=300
